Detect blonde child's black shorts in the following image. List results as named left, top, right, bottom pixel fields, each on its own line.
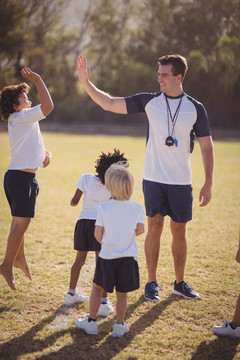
left=143, top=179, right=193, bottom=223
left=93, top=256, right=139, bottom=293
left=74, top=219, right=101, bottom=251
left=4, top=170, right=39, bottom=218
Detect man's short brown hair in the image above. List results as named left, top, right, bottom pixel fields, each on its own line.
left=158, top=54, right=188, bottom=80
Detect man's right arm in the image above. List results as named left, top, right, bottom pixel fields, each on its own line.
left=77, top=55, right=127, bottom=114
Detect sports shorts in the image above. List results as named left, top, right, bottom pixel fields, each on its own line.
left=74, top=219, right=101, bottom=251
left=93, top=256, right=139, bottom=293
left=4, top=170, right=39, bottom=218
left=142, top=179, right=193, bottom=223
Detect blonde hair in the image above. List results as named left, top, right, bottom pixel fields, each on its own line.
left=105, top=163, right=134, bottom=201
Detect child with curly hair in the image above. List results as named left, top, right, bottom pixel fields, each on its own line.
left=75, top=164, right=145, bottom=337
left=0, top=67, right=53, bottom=291
left=64, top=149, right=128, bottom=317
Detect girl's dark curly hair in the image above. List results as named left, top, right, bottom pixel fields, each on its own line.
left=0, top=82, right=30, bottom=121
left=95, top=148, right=128, bottom=184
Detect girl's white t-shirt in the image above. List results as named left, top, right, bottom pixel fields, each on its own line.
left=7, top=105, right=46, bottom=170
left=76, top=173, right=111, bottom=220
left=96, top=199, right=145, bottom=260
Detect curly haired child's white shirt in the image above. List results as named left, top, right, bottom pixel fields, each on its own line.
left=76, top=173, right=111, bottom=220
left=7, top=105, right=46, bottom=170
left=96, top=199, right=145, bottom=260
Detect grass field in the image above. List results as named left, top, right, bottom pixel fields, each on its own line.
left=0, top=131, right=239, bottom=360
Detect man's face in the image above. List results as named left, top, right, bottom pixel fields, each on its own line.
left=14, top=92, right=32, bottom=112
left=157, top=64, right=182, bottom=95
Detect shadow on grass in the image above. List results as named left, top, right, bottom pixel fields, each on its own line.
left=191, top=336, right=240, bottom=360
left=0, top=295, right=176, bottom=360
left=0, top=306, right=10, bottom=315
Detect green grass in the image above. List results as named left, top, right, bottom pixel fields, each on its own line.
left=0, top=131, right=239, bottom=360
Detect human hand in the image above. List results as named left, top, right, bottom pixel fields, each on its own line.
left=21, top=67, right=40, bottom=83
left=236, top=248, right=240, bottom=263
left=43, top=150, right=52, bottom=168
left=76, top=55, right=90, bottom=85
left=199, top=183, right=212, bottom=207
left=236, top=235, right=240, bottom=263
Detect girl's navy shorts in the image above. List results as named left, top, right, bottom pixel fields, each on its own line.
left=74, top=219, right=101, bottom=251
left=93, top=256, right=139, bottom=293
left=4, top=170, right=39, bottom=218
left=142, top=179, right=193, bottom=223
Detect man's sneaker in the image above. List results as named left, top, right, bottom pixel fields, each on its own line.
left=75, top=315, right=98, bottom=335
left=64, top=290, right=89, bottom=306
left=213, top=321, right=240, bottom=338
left=112, top=321, right=129, bottom=337
left=143, top=281, right=162, bottom=301
left=99, top=298, right=114, bottom=317
left=172, top=280, right=200, bottom=299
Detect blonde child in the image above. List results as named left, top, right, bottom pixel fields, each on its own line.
left=75, top=164, right=145, bottom=337
left=0, top=67, right=53, bottom=290
left=64, top=150, right=128, bottom=317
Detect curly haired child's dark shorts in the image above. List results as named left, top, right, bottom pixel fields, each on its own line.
left=74, top=219, right=101, bottom=251
left=4, top=170, right=39, bottom=218
left=93, top=256, right=140, bottom=293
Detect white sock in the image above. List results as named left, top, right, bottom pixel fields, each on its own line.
left=101, top=297, right=107, bottom=303
left=68, top=288, right=76, bottom=295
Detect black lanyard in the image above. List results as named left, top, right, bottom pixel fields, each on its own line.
left=165, top=94, right=183, bottom=138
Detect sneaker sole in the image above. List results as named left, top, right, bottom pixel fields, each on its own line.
left=75, top=322, right=98, bottom=335
left=172, top=289, right=200, bottom=299
left=64, top=299, right=89, bottom=306
left=112, top=330, right=129, bottom=337
left=99, top=310, right=114, bottom=317
left=143, top=291, right=160, bottom=302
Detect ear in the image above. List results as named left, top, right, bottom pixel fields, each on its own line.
left=13, top=103, right=18, bottom=111
left=176, top=74, right=183, bottom=83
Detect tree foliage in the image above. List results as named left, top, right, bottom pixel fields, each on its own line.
left=0, top=0, right=239, bottom=129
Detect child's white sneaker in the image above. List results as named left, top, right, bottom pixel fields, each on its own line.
left=112, top=321, right=129, bottom=337
left=213, top=320, right=240, bottom=338
left=75, top=315, right=98, bottom=335
left=99, top=298, right=114, bottom=317
left=64, top=290, right=89, bottom=306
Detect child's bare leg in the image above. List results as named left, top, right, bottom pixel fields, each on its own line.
left=14, top=236, right=32, bottom=280
left=0, top=216, right=31, bottom=290
left=69, top=251, right=87, bottom=289
left=95, top=251, right=107, bottom=298
left=115, top=291, right=127, bottom=323
left=89, top=283, right=103, bottom=319
left=232, top=295, right=240, bottom=326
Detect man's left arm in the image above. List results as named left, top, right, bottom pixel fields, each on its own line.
left=198, top=136, right=214, bottom=207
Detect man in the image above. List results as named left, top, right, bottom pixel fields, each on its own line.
left=76, top=54, right=214, bottom=301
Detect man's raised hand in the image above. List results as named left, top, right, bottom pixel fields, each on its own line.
left=76, top=55, right=90, bottom=85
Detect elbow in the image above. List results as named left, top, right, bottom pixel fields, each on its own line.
left=41, top=102, right=54, bottom=117
left=101, top=97, right=114, bottom=112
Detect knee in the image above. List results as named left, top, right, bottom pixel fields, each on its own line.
left=72, top=258, right=85, bottom=269
left=148, top=222, right=163, bottom=238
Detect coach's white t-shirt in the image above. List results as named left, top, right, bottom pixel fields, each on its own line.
left=7, top=105, right=46, bottom=170
left=76, top=173, right=111, bottom=220
left=96, top=199, right=145, bottom=260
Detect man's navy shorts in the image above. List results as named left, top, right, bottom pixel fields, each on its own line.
left=142, top=179, right=193, bottom=223
left=4, top=170, right=39, bottom=218
left=93, top=256, right=139, bottom=293
left=74, top=219, right=101, bottom=251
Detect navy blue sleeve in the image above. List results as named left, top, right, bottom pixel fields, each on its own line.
left=125, top=92, right=160, bottom=114
left=187, top=96, right=211, bottom=137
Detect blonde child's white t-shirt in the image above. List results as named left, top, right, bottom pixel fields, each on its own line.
left=7, top=105, right=46, bottom=170
left=95, top=199, right=145, bottom=260
left=76, top=173, right=111, bottom=220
